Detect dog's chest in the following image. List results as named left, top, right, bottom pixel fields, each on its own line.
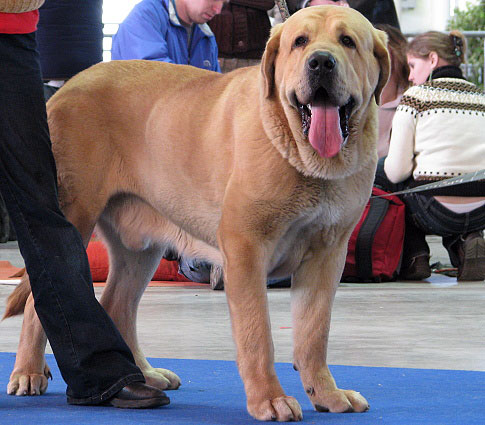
left=269, top=179, right=352, bottom=275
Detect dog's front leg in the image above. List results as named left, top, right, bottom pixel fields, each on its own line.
left=291, top=238, right=369, bottom=414
left=219, top=228, right=302, bottom=422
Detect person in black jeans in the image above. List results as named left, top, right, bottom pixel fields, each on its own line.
left=0, top=7, right=167, bottom=408
left=375, top=30, right=485, bottom=281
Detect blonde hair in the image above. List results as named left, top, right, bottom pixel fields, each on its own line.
left=408, top=30, right=467, bottom=66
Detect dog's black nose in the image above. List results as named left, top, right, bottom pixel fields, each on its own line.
left=307, top=51, right=336, bottom=74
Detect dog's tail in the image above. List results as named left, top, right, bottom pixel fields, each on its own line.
left=2, top=269, right=30, bottom=319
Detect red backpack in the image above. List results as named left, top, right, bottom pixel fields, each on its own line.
left=342, top=187, right=405, bottom=282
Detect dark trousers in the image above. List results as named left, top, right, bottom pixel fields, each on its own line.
left=0, top=32, right=144, bottom=403
left=375, top=158, right=485, bottom=266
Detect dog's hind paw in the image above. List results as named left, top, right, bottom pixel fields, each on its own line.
left=7, top=365, right=51, bottom=396
left=248, top=395, right=303, bottom=422
left=143, top=367, right=181, bottom=391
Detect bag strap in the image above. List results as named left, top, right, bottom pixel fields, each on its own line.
left=355, top=196, right=389, bottom=280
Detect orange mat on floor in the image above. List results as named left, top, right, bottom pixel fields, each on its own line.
left=1, top=234, right=205, bottom=288
left=87, top=240, right=193, bottom=283
left=92, top=280, right=206, bottom=287
left=0, top=260, right=205, bottom=288
left=86, top=240, right=207, bottom=287
left=0, top=261, right=23, bottom=282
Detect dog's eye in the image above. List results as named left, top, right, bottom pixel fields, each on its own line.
left=340, top=35, right=356, bottom=49
left=294, top=36, right=308, bottom=48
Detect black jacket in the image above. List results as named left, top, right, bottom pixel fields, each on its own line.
left=348, top=0, right=400, bottom=29
left=208, top=0, right=274, bottom=59
left=37, top=0, right=103, bottom=80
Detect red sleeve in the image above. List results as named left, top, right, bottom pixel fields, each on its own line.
left=0, top=11, right=39, bottom=34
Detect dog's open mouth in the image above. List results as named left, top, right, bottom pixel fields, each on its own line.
left=297, top=88, right=355, bottom=158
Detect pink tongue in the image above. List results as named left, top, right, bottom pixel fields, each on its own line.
left=308, top=104, right=343, bottom=158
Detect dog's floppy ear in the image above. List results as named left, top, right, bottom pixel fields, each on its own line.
left=372, top=28, right=391, bottom=105
left=261, top=23, right=283, bottom=99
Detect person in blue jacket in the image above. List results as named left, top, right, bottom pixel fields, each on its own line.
left=111, top=0, right=225, bottom=72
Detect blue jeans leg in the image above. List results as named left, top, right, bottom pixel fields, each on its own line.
left=0, top=33, right=144, bottom=403
left=374, top=158, right=485, bottom=264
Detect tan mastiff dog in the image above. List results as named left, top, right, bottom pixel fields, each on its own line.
left=5, top=6, right=389, bottom=421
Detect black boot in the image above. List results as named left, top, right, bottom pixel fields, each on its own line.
left=456, top=231, right=485, bottom=281
left=399, top=254, right=431, bottom=280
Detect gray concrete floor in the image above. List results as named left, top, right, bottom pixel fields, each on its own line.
left=1, top=238, right=484, bottom=373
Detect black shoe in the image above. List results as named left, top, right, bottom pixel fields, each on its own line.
left=399, top=254, right=431, bottom=280
left=457, top=232, right=485, bottom=282
left=107, top=382, right=170, bottom=409
left=68, top=382, right=170, bottom=409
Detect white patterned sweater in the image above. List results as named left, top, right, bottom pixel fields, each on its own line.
left=0, top=0, right=44, bottom=13
left=384, top=78, right=485, bottom=183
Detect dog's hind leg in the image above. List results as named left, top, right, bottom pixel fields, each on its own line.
left=7, top=291, right=50, bottom=396
left=96, top=217, right=181, bottom=391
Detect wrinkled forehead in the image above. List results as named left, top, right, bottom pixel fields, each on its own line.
left=280, top=6, right=375, bottom=49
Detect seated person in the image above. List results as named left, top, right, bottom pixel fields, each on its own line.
left=375, top=30, right=485, bottom=281
left=347, top=0, right=400, bottom=29
left=375, top=24, right=409, bottom=158
left=208, top=0, right=275, bottom=73
left=111, top=0, right=224, bottom=72
left=292, top=0, right=401, bottom=32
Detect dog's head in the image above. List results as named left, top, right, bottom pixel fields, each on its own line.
left=260, top=6, right=390, bottom=179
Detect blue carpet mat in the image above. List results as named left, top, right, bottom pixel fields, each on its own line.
left=0, top=352, right=484, bottom=424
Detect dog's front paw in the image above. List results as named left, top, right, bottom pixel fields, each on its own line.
left=248, top=395, right=303, bottom=422
left=311, top=389, right=369, bottom=413
left=7, top=363, right=52, bottom=396
left=143, top=367, right=181, bottom=391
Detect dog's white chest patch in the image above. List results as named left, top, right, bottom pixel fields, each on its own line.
left=269, top=196, right=346, bottom=277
